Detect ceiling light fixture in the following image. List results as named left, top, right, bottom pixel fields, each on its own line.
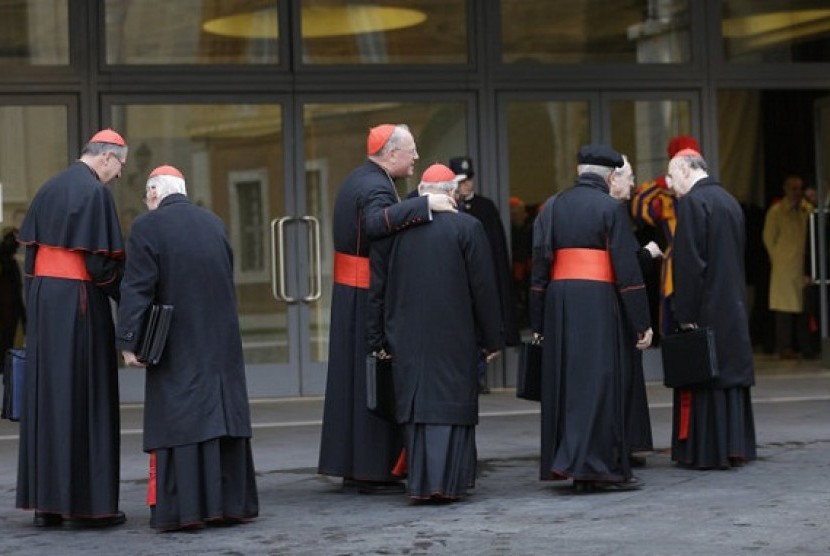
left=203, top=6, right=427, bottom=39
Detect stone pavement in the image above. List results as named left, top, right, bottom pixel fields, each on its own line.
left=0, top=355, right=829, bottom=555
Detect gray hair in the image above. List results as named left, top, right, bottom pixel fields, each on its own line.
left=612, top=154, right=630, bottom=177
left=82, top=141, right=128, bottom=160
left=146, top=174, right=187, bottom=201
left=677, top=151, right=709, bottom=173
left=418, top=179, right=457, bottom=195
left=577, top=164, right=614, bottom=179
left=377, top=124, right=412, bottom=156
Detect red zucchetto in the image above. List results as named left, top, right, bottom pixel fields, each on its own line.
left=148, top=165, right=184, bottom=179
left=366, top=124, right=396, bottom=155
left=89, top=128, right=126, bottom=146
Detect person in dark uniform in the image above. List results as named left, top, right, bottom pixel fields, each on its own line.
left=367, top=163, right=504, bottom=501
left=449, top=156, right=520, bottom=393
left=666, top=148, right=757, bottom=469
left=530, top=145, right=653, bottom=492
left=118, top=165, right=258, bottom=531
left=318, top=124, right=456, bottom=494
left=16, top=129, right=127, bottom=528
left=0, top=227, right=25, bottom=358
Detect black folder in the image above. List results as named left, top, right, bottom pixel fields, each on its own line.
left=661, top=327, right=719, bottom=389
left=137, top=304, right=174, bottom=365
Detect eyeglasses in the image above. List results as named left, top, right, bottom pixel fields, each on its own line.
left=110, top=153, right=125, bottom=169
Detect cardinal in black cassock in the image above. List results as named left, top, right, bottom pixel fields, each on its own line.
left=17, top=129, right=127, bottom=527
left=368, top=163, right=504, bottom=501
left=117, top=165, right=258, bottom=531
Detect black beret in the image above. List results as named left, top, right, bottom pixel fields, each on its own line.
left=448, top=156, right=475, bottom=178
left=577, top=144, right=624, bottom=168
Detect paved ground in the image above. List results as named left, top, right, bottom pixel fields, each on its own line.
left=0, top=354, right=829, bottom=555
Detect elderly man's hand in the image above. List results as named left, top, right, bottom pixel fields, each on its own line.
left=484, top=350, right=501, bottom=363
left=122, top=350, right=147, bottom=368
left=427, top=193, right=457, bottom=213
left=644, top=241, right=663, bottom=259
left=636, top=328, right=653, bottom=350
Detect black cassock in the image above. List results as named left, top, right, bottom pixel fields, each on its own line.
left=368, top=211, right=504, bottom=498
left=461, top=194, right=521, bottom=345
left=671, top=177, right=756, bottom=468
left=116, top=194, right=257, bottom=530
left=318, top=160, right=432, bottom=482
left=16, top=161, right=124, bottom=518
left=530, top=174, right=650, bottom=483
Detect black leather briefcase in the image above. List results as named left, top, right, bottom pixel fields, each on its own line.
left=516, top=341, right=542, bottom=401
left=2, top=348, right=25, bottom=422
left=366, top=354, right=396, bottom=422
left=661, top=327, right=719, bottom=389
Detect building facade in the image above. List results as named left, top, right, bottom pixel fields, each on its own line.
left=2, top=0, right=830, bottom=397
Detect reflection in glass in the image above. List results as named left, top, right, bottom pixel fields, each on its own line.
left=301, top=0, right=467, bottom=64
left=506, top=101, right=589, bottom=209
left=110, top=103, right=286, bottom=365
left=105, top=0, right=279, bottom=65
left=303, top=101, right=467, bottom=361
left=501, top=0, right=690, bottom=64
left=0, top=0, right=68, bottom=65
left=722, top=1, right=830, bottom=63
left=0, top=106, right=68, bottom=225
left=610, top=99, right=692, bottom=186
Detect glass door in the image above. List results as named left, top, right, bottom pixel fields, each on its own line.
left=108, top=99, right=306, bottom=397
left=812, top=96, right=830, bottom=365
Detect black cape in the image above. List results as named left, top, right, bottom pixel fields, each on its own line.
left=16, top=161, right=124, bottom=517
left=530, top=174, right=650, bottom=482
left=116, top=194, right=253, bottom=451
left=367, top=211, right=504, bottom=426
left=318, top=160, right=432, bottom=481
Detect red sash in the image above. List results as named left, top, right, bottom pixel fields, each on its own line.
left=551, top=248, right=615, bottom=283
left=34, top=246, right=91, bottom=281
left=333, top=252, right=370, bottom=289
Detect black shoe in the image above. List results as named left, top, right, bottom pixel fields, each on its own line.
left=572, top=480, right=596, bottom=493
left=629, top=455, right=647, bottom=468
left=594, top=477, right=644, bottom=491
left=351, top=480, right=406, bottom=495
left=66, top=511, right=126, bottom=529
left=478, top=381, right=491, bottom=395
left=33, top=512, right=63, bottom=527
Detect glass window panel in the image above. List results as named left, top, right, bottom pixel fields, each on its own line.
left=501, top=0, right=690, bottom=64
left=609, top=99, right=693, bottom=187
left=505, top=100, right=589, bottom=332
left=303, top=101, right=467, bottom=361
left=0, top=106, right=68, bottom=227
left=105, top=0, right=279, bottom=65
left=300, top=0, right=467, bottom=64
left=110, top=103, right=286, bottom=366
left=722, top=1, right=830, bottom=63
left=506, top=100, right=589, bottom=203
left=0, top=0, right=68, bottom=65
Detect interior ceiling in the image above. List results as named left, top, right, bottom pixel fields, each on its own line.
left=1, top=1, right=829, bottom=60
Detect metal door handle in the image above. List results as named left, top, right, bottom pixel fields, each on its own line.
left=301, top=215, right=322, bottom=302
left=270, top=216, right=297, bottom=303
